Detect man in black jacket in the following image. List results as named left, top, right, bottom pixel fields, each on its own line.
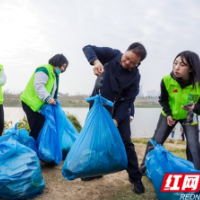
left=82, top=43, right=147, bottom=194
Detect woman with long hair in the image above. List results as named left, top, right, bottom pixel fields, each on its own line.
left=140, top=51, right=200, bottom=173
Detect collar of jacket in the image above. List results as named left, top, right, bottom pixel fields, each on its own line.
left=170, top=71, right=192, bottom=89
left=116, top=53, right=123, bottom=64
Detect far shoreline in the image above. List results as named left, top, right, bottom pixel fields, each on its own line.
left=3, top=104, right=161, bottom=108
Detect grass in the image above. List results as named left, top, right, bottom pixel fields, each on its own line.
left=132, top=137, right=187, bottom=145
left=131, top=138, right=149, bottom=144
left=4, top=136, right=187, bottom=200
left=177, top=140, right=187, bottom=145
left=132, top=137, right=187, bottom=159
left=23, top=137, right=189, bottom=200
left=108, top=138, right=188, bottom=200
left=163, top=146, right=186, bottom=159
left=110, top=177, right=157, bottom=200
left=3, top=113, right=190, bottom=200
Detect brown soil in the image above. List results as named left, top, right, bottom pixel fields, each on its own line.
left=30, top=142, right=185, bottom=200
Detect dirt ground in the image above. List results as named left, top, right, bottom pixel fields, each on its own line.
left=30, top=141, right=186, bottom=200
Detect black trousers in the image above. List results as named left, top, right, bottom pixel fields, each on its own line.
left=118, top=114, right=142, bottom=182
left=21, top=101, right=45, bottom=140
left=181, top=132, right=185, bottom=141
left=0, top=104, right=4, bottom=136
left=140, top=113, right=200, bottom=173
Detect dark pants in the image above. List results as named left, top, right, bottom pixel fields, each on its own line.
left=22, top=101, right=45, bottom=140
left=181, top=132, right=185, bottom=141
left=118, top=114, right=142, bottom=182
left=140, top=113, right=200, bottom=173
left=0, top=104, right=4, bottom=136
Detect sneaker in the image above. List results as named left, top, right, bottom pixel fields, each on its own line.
left=81, top=175, right=103, bottom=181
left=133, top=180, right=145, bottom=194
left=129, top=177, right=145, bottom=194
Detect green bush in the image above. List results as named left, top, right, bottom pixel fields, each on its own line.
left=3, top=118, right=30, bottom=133
left=18, top=117, right=31, bottom=132
left=4, top=120, right=13, bottom=130
left=67, top=114, right=82, bottom=132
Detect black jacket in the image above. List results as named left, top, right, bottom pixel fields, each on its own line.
left=83, top=45, right=140, bottom=123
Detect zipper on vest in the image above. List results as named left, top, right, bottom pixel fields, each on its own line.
left=176, top=89, right=183, bottom=119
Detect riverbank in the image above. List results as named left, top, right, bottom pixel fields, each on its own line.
left=4, top=104, right=161, bottom=108
left=32, top=138, right=186, bottom=200
left=3, top=94, right=161, bottom=108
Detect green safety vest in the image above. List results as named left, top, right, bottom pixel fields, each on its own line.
left=161, top=74, right=200, bottom=120
left=0, top=64, right=3, bottom=105
left=20, top=64, right=56, bottom=111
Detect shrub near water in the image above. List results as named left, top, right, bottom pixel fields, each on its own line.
left=67, top=114, right=82, bottom=132
left=18, top=117, right=31, bottom=132
left=4, top=120, right=13, bottom=130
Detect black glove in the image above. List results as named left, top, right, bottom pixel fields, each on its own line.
left=95, top=76, right=104, bottom=93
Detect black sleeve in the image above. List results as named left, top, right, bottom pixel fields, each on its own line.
left=158, top=79, right=172, bottom=116
left=130, top=103, right=134, bottom=117
left=82, top=45, right=120, bottom=65
left=193, top=98, right=200, bottom=115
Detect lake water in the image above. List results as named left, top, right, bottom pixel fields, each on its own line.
left=4, top=107, right=198, bottom=140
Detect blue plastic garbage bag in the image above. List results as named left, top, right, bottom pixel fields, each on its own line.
left=145, top=139, right=200, bottom=200
left=0, top=139, right=45, bottom=199
left=62, top=94, right=128, bottom=180
left=61, top=113, right=79, bottom=159
left=3, top=122, right=37, bottom=153
left=37, top=102, right=63, bottom=165
left=52, top=100, right=79, bottom=159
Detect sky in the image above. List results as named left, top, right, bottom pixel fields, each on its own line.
left=0, top=0, right=200, bottom=96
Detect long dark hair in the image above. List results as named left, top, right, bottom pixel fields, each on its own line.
left=174, top=51, right=200, bottom=88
